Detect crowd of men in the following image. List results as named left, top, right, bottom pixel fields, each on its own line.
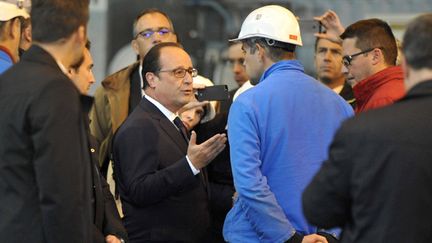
left=1, top=0, right=432, bottom=242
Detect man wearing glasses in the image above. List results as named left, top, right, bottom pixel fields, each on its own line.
left=112, top=42, right=227, bottom=242
left=316, top=11, right=405, bottom=113
left=303, top=14, right=432, bottom=242
left=90, top=9, right=177, bottom=177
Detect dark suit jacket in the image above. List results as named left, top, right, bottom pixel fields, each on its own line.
left=303, top=80, right=432, bottom=243
left=82, top=96, right=128, bottom=243
left=339, top=82, right=356, bottom=109
left=113, top=98, right=210, bottom=243
left=0, top=45, right=93, bottom=242
left=195, top=112, right=234, bottom=242
left=218, top=88, right=237, bottom=113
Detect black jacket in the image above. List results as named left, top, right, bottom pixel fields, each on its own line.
left=303, top=80, right=432, bottom=243
left=339, top=81, right=356, bottom=109
left=0, top=45, right=93, bottom=242
left=195, top=112, right=234, bottom=242
left=82, top=96, right=128, bottom=243
left=113, top=98, right=210, bottom=243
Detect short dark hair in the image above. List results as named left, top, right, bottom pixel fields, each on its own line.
left=228, top=34, right=241, bottom=47
left=402, top=14, right=432, bottom=70
left=31, top=0, right=89, bottom=43
left=141, top=42, right=183, bottom=88
left=132, top=8, right=174, bottom=38
left=242, top=38, right=296, bottom=62
left=70, top=40, right=91, bottom=71
left=340, top=18, right=397, bottom=66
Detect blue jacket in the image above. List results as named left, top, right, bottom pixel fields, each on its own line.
left=223, top=60, right=353, bottom=243
left=0, top=48, right=14, bottom=74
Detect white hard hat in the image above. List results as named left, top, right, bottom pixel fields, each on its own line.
left=0, top=0, right=30, bottom=21
left=231, top=5, right=302, bottom=46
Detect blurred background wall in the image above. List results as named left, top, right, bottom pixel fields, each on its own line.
left=87, top=0, right=429, bottom=95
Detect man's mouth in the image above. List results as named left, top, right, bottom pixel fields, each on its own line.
left=182, top=90, right=193, bottom=95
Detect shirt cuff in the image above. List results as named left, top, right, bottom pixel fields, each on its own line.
left=186, top=155, right=200, bottom=175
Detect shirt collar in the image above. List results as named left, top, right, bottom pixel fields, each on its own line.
left=332, top=85, right=344, bottom=94
left=139, top=63, right=146, bottom=97
left=0, top=45, right=15, bottom=64
left=259, top=60, right=304, bottom=83
left=144, top=95, right=177, bottom=122
left=55, top=59, right=69, bottom=75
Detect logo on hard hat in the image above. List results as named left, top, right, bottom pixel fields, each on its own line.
left=255, top=14, right=262, bottom=20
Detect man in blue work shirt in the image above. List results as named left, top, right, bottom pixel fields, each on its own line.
left=223, top=5, right=353, bottom=243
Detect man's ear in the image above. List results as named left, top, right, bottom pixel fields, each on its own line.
left=172, top=33, right=178, bottom=43
left=371, top=48, right=383, bottom=66
left=401, top=55, right=409, bottom=82
left=66, top=68, right=74, bottom=79
left=131, top=39, right=140, bottom=56
left=9, top=18, right=21, bottom=39
left=23, top=24, right=32, bottom=42
left=76, top=25, right=86, bottom=44
left=256, top=43, right=266, bottom=63
left=145, top=72, right=158, bottom=88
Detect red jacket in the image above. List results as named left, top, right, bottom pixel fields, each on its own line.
left=353, top=66, right=405, bottom=113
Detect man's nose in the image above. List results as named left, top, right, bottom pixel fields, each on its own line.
left=151, top=32, right=165, bottom=44
left=89, top=71, right=95, bottom=84
left=184, top=73, right=193, bottom=84
left=233, top=62, right=242, bottom=73
left=324, top=50, right=332, bottom=60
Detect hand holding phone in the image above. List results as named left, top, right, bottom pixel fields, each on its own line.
left=299, top=19, right=323, bottom=34
left=196, top=85, right=230, bottom=101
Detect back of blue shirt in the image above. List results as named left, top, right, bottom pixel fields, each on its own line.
left=224, top=60, right=353, bottom=243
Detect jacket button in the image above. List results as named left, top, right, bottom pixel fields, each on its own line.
left=90, top=148, right=96, bottom=153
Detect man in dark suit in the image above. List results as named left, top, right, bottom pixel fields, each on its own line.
left=303, top=13, right=432, bottom=243
left=68, top=41, right=128, bottom=243
left=113, top=42, right=227, bottom=243
left=0, top=0, right=93, bottom=242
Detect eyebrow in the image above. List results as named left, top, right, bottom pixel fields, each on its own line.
left=141, top=27, right=170, bottom=32
left=318, top=47, right=342, bottom=52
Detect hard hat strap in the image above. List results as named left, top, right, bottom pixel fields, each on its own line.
left=264, top=38, right=296, bottom=52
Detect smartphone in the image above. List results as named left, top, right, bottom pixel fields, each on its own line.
left=299, top=19, right=322, bottom=33
left=196, top=85, right=230, bottom=101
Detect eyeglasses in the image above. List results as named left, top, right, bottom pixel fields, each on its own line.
left=158, top=67, right=198, bottom=78
left=135, top=28, right=172, bottom=39
left=342, top=47, right=380, bottom=67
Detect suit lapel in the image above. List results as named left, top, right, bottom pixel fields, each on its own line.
left=159, top=118, right=188, bottom=152
left=139, top=98, right=188, bottom=152
left=140, top=98, right=210, bottom=196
